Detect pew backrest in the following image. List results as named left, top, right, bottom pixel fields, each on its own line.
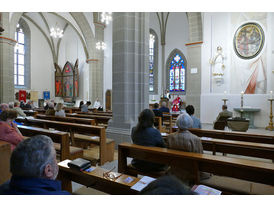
left=118, top=143, right=274, bottom=186
left=36, top=114, right=95, bottom=125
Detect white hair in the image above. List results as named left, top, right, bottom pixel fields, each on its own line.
left=176, top=112, right=193, bottom=130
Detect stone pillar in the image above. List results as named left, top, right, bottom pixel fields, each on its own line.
left=186, top=44, right=202, bottom=118
left=185, top=12, right=203, bottom=118
left=0, top=12, right=15, bottom=103
left=90, top=22, right=105, bottom=105
left=106, top=12, right=149, bottom=146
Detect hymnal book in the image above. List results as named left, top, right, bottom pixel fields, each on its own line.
left=192, top=184, right=222, bottom=195
left=68, top=158, right=91, bottom=171
left=130, top=176, right=156, bottom=191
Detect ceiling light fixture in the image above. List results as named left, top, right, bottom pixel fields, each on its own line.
left=101, top=12, right=112, bottom=25
left=50, top=23, right=63, bottom=38
left=96, top=41, right=106, bottom=50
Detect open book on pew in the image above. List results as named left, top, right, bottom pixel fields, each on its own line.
left=192, top=184, right=222, bottom=195
left=130, top=176, right=156, bottom=191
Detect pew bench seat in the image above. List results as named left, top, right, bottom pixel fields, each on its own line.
left=73, top=134, right=115, bottom=163
left=53, top=143, right=83, bottom=160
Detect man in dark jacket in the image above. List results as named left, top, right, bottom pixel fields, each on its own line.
left=0, top=135, right=70, bottom=195
left=152, top=103, right=163, bottom=126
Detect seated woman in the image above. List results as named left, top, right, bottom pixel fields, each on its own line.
left=55, top=103, right=66, bottom=117
left=79, top=101, right=84, bottom=109
left=45, top=102, right=55, bottom=116
left=0, top=110, right=24, bottom=151
left=166, top=112, right=203, bottom=153
left=166, top=112, right=204, bottom=184
left=131, top=109, right=167, bottom=172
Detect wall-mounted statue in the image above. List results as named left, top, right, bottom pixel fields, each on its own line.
left=54, top=59, right=79, bottom=102
left=210, top=46, right=225, bottom=77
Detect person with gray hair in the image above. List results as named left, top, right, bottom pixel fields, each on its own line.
left=0, top=103, right=9, bottom=113
left=159, top=101, right=170, bottom=113
left=45, top=102, right=55, bottom=116
left=13, top=101, right=26, bottom=117
left=0, top=135, right=70, bottom=195
left=165, top=112, right=203, bottom=185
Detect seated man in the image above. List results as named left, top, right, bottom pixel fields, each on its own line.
left=13, top=101, right=26, bottom=117
left=215, top=105, right=232, bottom=122
left=152, top=103, right=163, bottom=126
left=0, top=135, right=70, bottom=195
left=159, top=101, right=170, bottom=113
left=185, top=105, right=201, bottom=129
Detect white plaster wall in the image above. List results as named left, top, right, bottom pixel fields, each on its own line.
left=58, top=26, right=89, bottom=104
left=25, top=18, right=54, bottom=100
left=201, top=12, right=273, bottom=127
left=103, top=20, right=113, bottom=108
left=165, top=13, right=189, bottom=63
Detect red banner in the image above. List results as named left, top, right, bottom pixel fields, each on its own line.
left=19, top=90, right=26, bottom=103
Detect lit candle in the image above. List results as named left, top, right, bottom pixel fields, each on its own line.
left=270, top=91, right=273, bottom=99
left=241, top=91, right=244, bottom=97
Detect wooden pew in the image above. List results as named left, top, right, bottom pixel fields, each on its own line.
left=0, top=141, right=11, bottom=184
left=23, top=110, right=38, bottom=117
left=154, top=116, right=163, bottom=132
left=76, top=111, right=113, bottom=117
left=36, top=114, right=96, bottom=125
left=171, top=127, right=274, bottom=145
left=189, top=128, right=274, bottom=145
left=18, top=125, right=83, bottom=161
left=16, top=117, right=114, bottom=165
left=67, top=113, right=111, bottom=126
left=162, top=113, right=172, bottom=133
left=58, top=160, right=140, bottom=194
left=118, top=143, right=274, bottom=192
left=161, top=133, right=274, bottom=161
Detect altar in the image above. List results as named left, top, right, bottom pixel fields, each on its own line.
left=233, top=107, right=261, bottom=128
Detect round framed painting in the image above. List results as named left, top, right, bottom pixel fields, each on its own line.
left=233, top=22, right=265, bottom=59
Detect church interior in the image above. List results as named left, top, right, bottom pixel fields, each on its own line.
left=0, top=10, right=274, bottom=197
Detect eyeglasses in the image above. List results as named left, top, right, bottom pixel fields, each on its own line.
left=103, top=167, right=122, bottom=181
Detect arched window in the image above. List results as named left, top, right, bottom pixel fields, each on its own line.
left=166, top=49, right=187, bottom=94
left=14, top=24, right=25, bottom=86
left=14, top=19, right=30, bottom=89
left=149, top=29, right=158, bottom=94
left=149, top=33, right=155, bottom=92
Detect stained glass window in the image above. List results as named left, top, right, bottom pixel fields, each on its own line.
left=14, top=24, right=25, bottom=86
left=169, top=53, right=185, bottom=92
left=149, top=33, right=155, bottom=92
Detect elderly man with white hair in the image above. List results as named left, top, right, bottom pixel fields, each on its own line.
left=0, top=135, right=70, bottom=195
left=166, top=112, right=204, bottom=184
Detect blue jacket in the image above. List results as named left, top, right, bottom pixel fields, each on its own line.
left=131, top=127, right=167, bottom=172
left=0, top=176, right=70, bottom=195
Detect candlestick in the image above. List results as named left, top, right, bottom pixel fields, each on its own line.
left=222, top=98, right=228, bottom=105
left=240, top=91, right=244, bottom=108
left=266, top=99, right=273, bottom=131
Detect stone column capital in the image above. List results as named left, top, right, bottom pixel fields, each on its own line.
left=0, top=36, right=17, bottom=46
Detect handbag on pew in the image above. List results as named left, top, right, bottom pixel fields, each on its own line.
left=68, top=158, right=91, bottom=171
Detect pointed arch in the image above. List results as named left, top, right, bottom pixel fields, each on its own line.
left=166, top=48, right=187, bottom=95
